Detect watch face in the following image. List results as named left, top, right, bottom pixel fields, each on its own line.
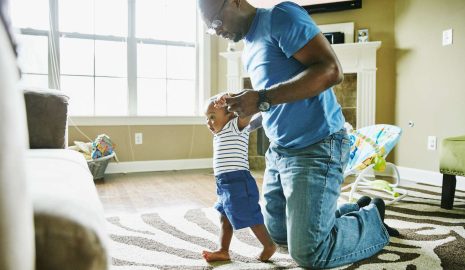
left=259, top=102, right=270, bottom=112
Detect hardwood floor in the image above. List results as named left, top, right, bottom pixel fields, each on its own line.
left=95, top=169, right=265, bottom=216
left=95, top=169, right=402, bottom=217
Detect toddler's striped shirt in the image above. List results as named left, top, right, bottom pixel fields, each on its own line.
left=213, top=117, right=250, bottom=176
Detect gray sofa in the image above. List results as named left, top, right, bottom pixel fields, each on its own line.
left=0, top=17, right=109, bottom=270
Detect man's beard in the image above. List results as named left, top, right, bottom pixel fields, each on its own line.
left=231, top=33, right=242, bottom=42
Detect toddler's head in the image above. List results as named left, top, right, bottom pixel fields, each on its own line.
left=204, top=96, right=234, bottom=134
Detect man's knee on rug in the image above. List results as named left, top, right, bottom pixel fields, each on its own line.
left=288, top=246, right=320, bottom=269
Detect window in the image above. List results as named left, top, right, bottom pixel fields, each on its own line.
left=11, top=0, right=210, bottom=121
left=11, top=0, right=49, bottom=89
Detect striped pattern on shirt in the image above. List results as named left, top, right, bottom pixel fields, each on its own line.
left=213, top=117, right=250, bottom=176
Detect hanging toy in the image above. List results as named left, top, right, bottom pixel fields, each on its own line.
left=373, top=154, right=386, bottom=172
left=91, top=134, right=114, bottom=159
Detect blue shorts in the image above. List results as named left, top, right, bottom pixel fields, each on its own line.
left=214, top=170, right=264, bottom=230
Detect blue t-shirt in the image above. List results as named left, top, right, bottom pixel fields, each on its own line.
left=242, top=1, right=345, bottom=149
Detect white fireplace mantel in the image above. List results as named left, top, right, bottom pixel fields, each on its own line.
left=220, top=41, right=381, bottom=128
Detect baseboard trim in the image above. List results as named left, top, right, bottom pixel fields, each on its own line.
left=106, top=158, right=213, bottom=174
left=398, top=166, right=465, bottom=191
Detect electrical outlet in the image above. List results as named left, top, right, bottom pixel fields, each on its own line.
left=442, top=29, right=453, bottom=46
left=427, top=136, right=437, bottom=150
left=135, top=133, right=143, bottom=145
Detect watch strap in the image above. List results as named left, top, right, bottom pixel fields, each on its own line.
left=258, top=89, right=268, bottom=104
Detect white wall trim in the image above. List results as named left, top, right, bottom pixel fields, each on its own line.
left=198, top=16, right=212, bottom=115
left=106, top=158, right=213, bottom=174
left=398, top=166, right=465, bottom=191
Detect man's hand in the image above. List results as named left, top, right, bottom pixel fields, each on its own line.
left=213, top=93, right=231, bottom=109
left=224, top=90, right=260, bottom=117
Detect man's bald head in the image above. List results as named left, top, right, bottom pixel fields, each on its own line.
left=197, top=0, right=225, bottom=26
left=197, top=0, right=257, bottom=42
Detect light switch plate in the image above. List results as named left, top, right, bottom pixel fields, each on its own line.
left=135, top=133, right=143, bottom=145
left=442, top=29, right=453, bottom=46
left=427, top=136, right=437, bottom=151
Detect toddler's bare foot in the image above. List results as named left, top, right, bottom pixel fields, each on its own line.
left=202, top=249, right=230, bottom=262
left=258, top=244, right=277, bottom=262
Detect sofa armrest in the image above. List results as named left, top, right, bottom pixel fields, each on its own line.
left=24, top=88, right=69, bottom=149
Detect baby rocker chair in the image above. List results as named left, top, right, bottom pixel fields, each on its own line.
left=342, top=124, right=408, bottom=205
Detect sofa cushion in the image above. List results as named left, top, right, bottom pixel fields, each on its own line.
left=440, top=135, right=465, bottom=177
left=26, top=149, right=108, bottom=270
left=24, top=88, right=69, bottom=149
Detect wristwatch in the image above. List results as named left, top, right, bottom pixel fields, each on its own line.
left=257, top=90, right=271, bottom=112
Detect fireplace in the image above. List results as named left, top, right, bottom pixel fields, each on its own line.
left=334, top=73, right=357, bottom=128
left=220, top=41, right=382, bottom=168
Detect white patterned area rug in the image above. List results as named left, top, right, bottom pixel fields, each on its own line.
left=105, top=182, right=465, bottom=270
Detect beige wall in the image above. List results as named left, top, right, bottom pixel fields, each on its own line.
left=69, top=125, right=213, bottom=161
left=394, top=0, right=465, bottom=171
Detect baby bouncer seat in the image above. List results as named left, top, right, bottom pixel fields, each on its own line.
left=342, top=124, right=408, bottom=205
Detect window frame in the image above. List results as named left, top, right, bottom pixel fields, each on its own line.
left=17, top=0, right=211, bottom=126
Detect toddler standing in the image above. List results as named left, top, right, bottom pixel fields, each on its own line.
left=202, top=94, right=276, bottom=262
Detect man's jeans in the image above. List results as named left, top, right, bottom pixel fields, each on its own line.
left=263, top=129, right=389, bottom=269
